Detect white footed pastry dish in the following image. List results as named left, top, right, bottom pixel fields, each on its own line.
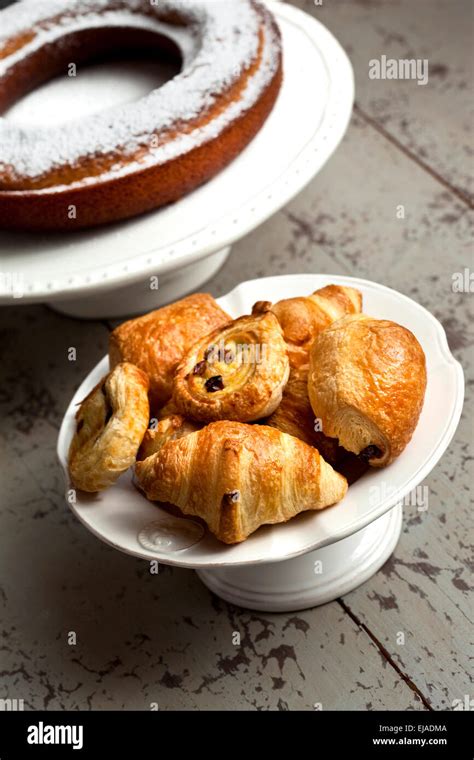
left=0, top=1, right=353, bottom=318
left=57, top=274, right=464, bottom=611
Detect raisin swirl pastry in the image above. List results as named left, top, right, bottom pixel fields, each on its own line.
left=308, top=315, right=427, bottom=467
left=172, top=312, right=290, bottom=422
left=134, top=421, right=348, bottom=544
left=68, top=362, right=150, bottom=492
left=253, top=284, right=362, bottom=368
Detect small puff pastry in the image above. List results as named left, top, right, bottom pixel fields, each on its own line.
left=266, top=365, right=342, bottom=466
left=137, top=415, right=200, bottom=461
left=254, top=284, right=362, bottom=368
left=134, top=421, right=348, bottom=544
left=109, top=294, right=229, bottom=412
left=69, top=362, right=149, bottom=492
left=308, top=315, right=427, bottom=467
left=172, top=311, right=290, bottom=422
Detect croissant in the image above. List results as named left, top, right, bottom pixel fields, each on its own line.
left=109, top=294, right=229, bottom=412
left=308, top=314, right=427, bottom=467
left=135, top=421, right=348, bottom=544
left=254, top=284, right=362, bottom=368
left=172, top=312, right=290, bottom=422
left=266, top=365, right=342, bottom=465
left=69, top=362, right=149, bottom=492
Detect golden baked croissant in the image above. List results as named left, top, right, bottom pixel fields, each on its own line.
left=266, top=365, right=342, bottom=466
left=253, top=284, right=362, bottom=368
left=137, top=414, right=200, bottom=461
left=69, top=362, right=149, bottom=492
left=134, top=421, right=348, bottom=544
left=308, top=314, right=427, bottom=467
left=172, top=311, right=290, bottom=422
left=109, top=293, right=229, bottom=412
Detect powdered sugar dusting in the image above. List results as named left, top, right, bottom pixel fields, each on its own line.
left=0, top=0, right=281, bottom=187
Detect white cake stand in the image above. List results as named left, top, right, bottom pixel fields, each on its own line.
left=57, top=275, right=464, bottom=611
left=0, top=2, right=354, bottom=318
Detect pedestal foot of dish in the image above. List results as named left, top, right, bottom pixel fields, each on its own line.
left=48, top=247, right=231, bottom=319
left=196, top=504, right=402, bottom=612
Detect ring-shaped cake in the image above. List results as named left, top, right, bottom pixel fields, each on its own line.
left=0, top=0, right=282, bottom=230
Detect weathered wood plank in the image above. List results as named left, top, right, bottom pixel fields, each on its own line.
left=285, top=0, right=473, bottom=202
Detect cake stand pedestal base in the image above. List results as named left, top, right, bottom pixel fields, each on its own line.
left=196, top=505, right=402, bottom=612
left=49, top=247, right=231, bottom=319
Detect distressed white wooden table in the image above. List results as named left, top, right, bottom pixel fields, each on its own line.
left=0, top=0, right=472, bottom=710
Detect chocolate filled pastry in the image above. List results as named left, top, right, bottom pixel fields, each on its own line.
left=308, top=314, right=427, bottom=467
left=253, top=284, right=362, bottom=368
left=266, top=365, right=342, bottom=466
left=134, top=421, right=348, bottom=544
left=68, top=362, right=149, bottom=492
left=109, top=293, right=229, bottom=412
left=333, top=451, right=370, bottom=486
left=172, top=312, right=290, bottom=422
